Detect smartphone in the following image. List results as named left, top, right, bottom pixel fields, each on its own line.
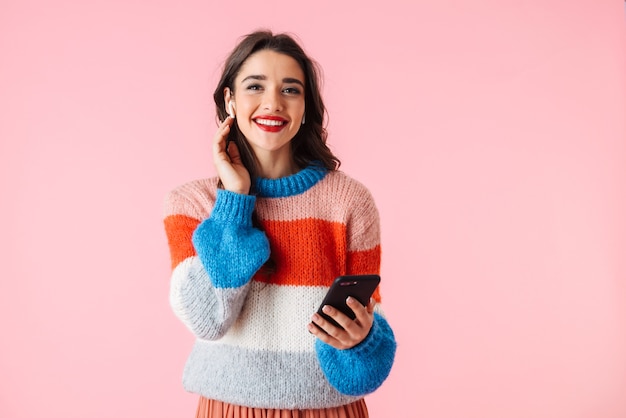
left=316, top=274, right=381, bottom=329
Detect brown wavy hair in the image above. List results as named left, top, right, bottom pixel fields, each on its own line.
left=213, top=30, right=340, bottom=183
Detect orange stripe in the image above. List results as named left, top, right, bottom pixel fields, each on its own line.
left=254, top=218, right=380, bottom=289
left=164, top=214, right=199, bottom=269
left=347, top=246, right=381, bottom=276
left=164, top=215, right=381, bottom=295
left=347, top=246, right=382, bottom=302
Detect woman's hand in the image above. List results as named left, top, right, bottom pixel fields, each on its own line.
left=213, top=116, right=251, bottom=194
left=308, top=297, right=376, bottom=350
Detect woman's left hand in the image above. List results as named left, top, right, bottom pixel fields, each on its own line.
left=308, top=297, right=376, bottom=350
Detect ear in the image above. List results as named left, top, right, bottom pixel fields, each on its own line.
left=223, top=87, right=232, bottom=103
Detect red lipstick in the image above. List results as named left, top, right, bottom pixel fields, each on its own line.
left=253, top=115, right=288, bottom=132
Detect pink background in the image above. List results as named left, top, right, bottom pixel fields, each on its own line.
left=1, top=1, right=625, bottom=417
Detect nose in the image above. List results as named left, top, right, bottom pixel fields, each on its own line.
left=262, top=88, right=283, bottom=112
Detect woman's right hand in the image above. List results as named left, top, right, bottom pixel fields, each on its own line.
left=213, top=117, right=251, bottom=194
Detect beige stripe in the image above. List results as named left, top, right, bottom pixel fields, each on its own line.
left=164, top=172, right=378, bottom=224
left=255, top=171, right=378, bottom=224
left=163, top=178, right=218, bottom=220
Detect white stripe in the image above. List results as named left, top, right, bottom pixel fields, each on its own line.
left=171, top=259, right=386, bottom=352
left=219, top=282, right=387, bottom=352
left=219, top=282, right=326, bottom=352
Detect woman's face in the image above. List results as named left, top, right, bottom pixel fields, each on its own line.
left=227, top=50, right=306, bottom=160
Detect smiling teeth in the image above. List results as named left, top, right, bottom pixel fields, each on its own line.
left=256, top=119, right=285, bottom=126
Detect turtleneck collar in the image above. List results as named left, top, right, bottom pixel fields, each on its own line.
left=254, top=164, right=328, bottom=198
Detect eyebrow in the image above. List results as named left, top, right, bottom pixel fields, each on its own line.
left=240, top=74, right=305, bottom=88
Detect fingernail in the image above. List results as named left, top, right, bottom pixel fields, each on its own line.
left=322, top=305, right=331, bottom=313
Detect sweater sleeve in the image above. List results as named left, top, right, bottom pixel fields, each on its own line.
left=164, top=186, right=270, bottom=340
left=315, top=312, right=396, bottom=396
left=192, top=189, right=270, bottom=288
left=314, top=180, right=397, bottom=396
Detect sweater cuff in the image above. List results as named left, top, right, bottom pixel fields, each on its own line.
left=210, top=189, right=256, bottom=226
left=315, top=312, right=396, bottom=396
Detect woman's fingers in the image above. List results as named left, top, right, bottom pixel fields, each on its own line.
left=308, top=298, right=375, bottom=350
left=351, top=296, right=376, bottom=323
left=226, top=138, right=242, bottom=165
left=213, top=117, right=234, bottom=164
left=211, top=117, right=251, bottom=194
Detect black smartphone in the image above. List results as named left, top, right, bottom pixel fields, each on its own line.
left=316, top=274, right=381, bottom=329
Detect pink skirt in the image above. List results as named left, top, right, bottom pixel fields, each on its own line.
left=195, top=397, right=369, bottom=418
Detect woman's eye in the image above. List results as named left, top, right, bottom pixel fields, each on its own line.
left=246, top=84, right=262, bottom=91
left=283, top=87, right=301, bottom=95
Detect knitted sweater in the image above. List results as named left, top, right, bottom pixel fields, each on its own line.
left=163, top=165, right=396, bottom=410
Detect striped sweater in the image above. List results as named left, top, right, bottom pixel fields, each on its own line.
left=163, top=165, right=396, bottom=409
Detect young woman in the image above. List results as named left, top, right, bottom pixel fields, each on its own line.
left=163, top=30, right=396, bottom=418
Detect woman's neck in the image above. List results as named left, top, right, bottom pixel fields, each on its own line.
left=254, top=148, right=298, bottom=179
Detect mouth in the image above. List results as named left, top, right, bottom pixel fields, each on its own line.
left=253, top=115, right=288, bottom=132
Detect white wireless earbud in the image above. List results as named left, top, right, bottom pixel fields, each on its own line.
left=227, top=101, right=235, bottom=119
